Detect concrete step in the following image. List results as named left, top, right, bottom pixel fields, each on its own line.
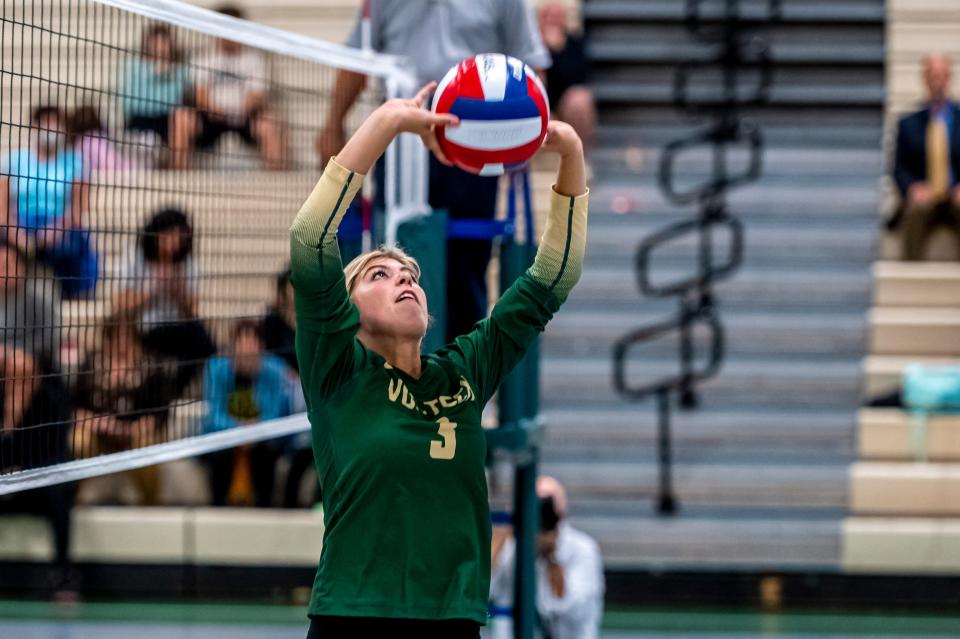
left=577, top=513, right=840, bottom=569
left=585, top=180, right=880, bottom=219
left=873, top=261, right=960, bottom=308
left=869, top=307, right=960, bottom=356
left=542, top=459, right=848, bottom=508
left=543, top=406, right=854, bottom=452
left=0, top=505, right=325, bottom=565
left=597, top=108, right=882, bottom=149
left=593, top=79, right=884, bottom=109
left=849, top=461, right=960, bottom=516
left=591, top=146, right=883, bottom=179
left=588, top=25, right=883, bottom=67
left=857, top=408, right=960, bottom=462
left=862, top=354, right=960, bottom=397
left=584, top=222, right=875, bottom=269
left=585, top=0, right=885, bottom=24
left=544, top=309, right=865, bottom=358
left=540, top=355, right=861, bottom=410
left=842, top=517, right=960, bottom=575
left=565, top=266, right=872, bottom=312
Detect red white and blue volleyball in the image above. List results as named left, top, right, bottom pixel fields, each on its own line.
left=432, top=53, right=549, bottom=176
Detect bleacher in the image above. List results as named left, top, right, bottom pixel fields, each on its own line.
left=840, top=0, right=960, bottom=575
left=844, top=266, right=960, bottom=572
left=539, top=0, right=883, bottom=569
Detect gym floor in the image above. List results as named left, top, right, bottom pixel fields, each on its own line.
left=0, top=601, right=958, bottom=638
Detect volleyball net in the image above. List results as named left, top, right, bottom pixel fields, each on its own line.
left=0, top=0, right=424, bottom=494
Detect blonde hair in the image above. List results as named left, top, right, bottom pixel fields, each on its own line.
left=343, top=246, right=422, bottom=294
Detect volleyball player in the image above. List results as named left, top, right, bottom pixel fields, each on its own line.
left=291, top=82, right=588, bottom=638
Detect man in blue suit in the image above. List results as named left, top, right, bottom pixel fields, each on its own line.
left=892, top=54, right=960, bottom=260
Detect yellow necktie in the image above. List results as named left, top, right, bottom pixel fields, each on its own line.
left=227, top=445, right=255, bottom=506
left=927, top=115, right=950, bottom=201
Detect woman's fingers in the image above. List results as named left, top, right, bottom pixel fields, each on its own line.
left=426, top=112, right=459, bottom=128
left=412, top=81, right=438, bottom=108
left=421, top=128, right=452, bottom=166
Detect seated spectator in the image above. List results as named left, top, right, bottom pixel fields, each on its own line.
left=72, top=319, right=178, bottom=505
left=891, top=54, right=960, bottom=260
left=262, top=266, right=317, bottom=507
left=203, top=319, right=292, bottom=507
left=114, top=207, right=216, bottom=397
left=186, top=5, right=286, bottom=170
left=120, top=24, right=194, bottom=168
left=0, top=105, right=98, bottom=299
left=538, top=2, right=596, bottom=154
left=68, top=105, right=136, bottom=172
left=0, top=345, right=77, bottom=598
left=263, top=267, right=297, bottom=374
left=490, top=476, right=604, bottom=639
left=0, top=241, right=60, bottom=367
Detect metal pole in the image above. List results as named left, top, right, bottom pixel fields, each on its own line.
left=679, top=297, right=698, bottom=409
left=512, top=453, right=539, bottom=639
left=656, top=387, right=677, bottom=515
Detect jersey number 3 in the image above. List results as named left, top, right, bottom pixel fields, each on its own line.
left=429, top=417, right=457, bottom=460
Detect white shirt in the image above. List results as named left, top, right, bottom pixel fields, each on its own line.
left=490, top=522, right=604, bottom=639
left=194, top=49, right=267, bottom=123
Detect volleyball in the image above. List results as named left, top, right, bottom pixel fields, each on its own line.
left=431, top=53, right=549, bottom=176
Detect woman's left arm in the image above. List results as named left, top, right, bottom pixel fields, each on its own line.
left=526, top=120, right=589, bottom=303
left=448, top=121, right=588, bottom=404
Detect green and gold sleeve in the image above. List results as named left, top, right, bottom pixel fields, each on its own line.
left=526, top=186, right=590, bottom=303
left=444, top=186, right=589, bottom=404
left=289, top=159, right=366, bottom=398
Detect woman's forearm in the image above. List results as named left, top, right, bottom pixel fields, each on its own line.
left=554, top=141, right=587, bottom=198
left=526, top=121, right=589, bottom=302
left=334, top=108, right=399, bottom=175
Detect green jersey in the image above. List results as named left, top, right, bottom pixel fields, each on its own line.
left=289, top=159, right=588, bottom=623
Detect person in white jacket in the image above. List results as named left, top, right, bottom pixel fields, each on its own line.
left=490, top=476, right=604, bottom=639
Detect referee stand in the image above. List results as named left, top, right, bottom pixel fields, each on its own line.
left=396, top=168, right=543, bottom=639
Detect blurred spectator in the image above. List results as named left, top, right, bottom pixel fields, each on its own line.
left=0, top=105, right=98, bottom=299
left=538, top=2, right=596, bottom=154
left=891, top=54, right=960, bottom=260
left=0, top=345, right=77, bottom=598
left=72, top=318, right=178, bottom=505
left=262, top=266, right=317, bottom=506
left=186, top=5, right=286, bottom=170
left=68, top=105, right=136, bottom=172
left=203, top=319, right=292, bottom=507
left=0, top=242, right=60, bottom=367
left=319, top=0, right=550, bottom=341
left=263, top=267, right=297, bottom=373
left=114, top=207, right=216, bottom=397
left=120, top=24, right=195, bottom=169
left=490, top=476, right=604, bottom=639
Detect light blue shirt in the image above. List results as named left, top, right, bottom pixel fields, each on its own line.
left=2, top=148, right=84, bottom=230
left=203, top=354, right=293, bottom=433
left=120, top=58, right=191, bottom=118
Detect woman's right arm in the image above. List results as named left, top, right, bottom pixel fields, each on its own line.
left=288, top=156, right=366, bottom=398
left=289, top=84, right=456, bottom=397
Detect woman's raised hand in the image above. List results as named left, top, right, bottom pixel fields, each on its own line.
left=539, top=120, right=587, bottom=197
left=336, top=82, right=458, bottom=174
left=379, top=82, right=459, bottom=166
left=539, top=120, right=583, bottom=159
